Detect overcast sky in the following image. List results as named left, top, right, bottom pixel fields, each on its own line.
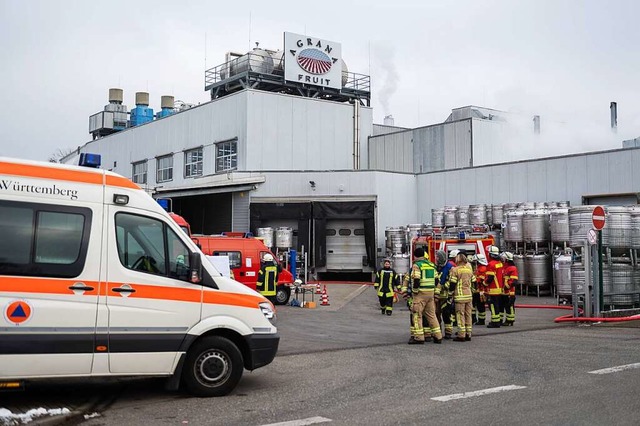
left=1, top=0, right=639, bottom=162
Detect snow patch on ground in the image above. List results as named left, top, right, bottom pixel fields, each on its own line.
left=0, top=407, right=71, bottom=425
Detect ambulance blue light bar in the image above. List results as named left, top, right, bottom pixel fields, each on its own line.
left=79, top=153, right=101, bottom=168
left=157, top=199, right=170, bottom=211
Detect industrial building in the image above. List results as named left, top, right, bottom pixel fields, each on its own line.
left=65, top=31, right=640, bottom=280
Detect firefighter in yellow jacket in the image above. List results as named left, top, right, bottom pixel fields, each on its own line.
left=449, top=252, right=476, bottom=342
left=257, top=253, right=279, bottom=303
left=402, top=247, right=442, bottom=344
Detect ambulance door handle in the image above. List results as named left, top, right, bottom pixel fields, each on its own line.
left=68, top=283, right=94, bottom=292
left=112, top=285, right=136, bottom=294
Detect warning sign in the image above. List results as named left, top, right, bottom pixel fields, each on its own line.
left=4, top=300, right=32, bottom=325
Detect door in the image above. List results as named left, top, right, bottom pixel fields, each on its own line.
left=325, top=220, right=368, bottom=271
left=106, top=207, right=202, bottom=374
left=0, top=200, right=99, bottom=377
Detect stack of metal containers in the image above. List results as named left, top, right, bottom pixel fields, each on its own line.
left=568, top=205, right=640, bottom=309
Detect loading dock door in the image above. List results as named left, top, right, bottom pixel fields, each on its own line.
left=325, top=220, right=367, bottom=271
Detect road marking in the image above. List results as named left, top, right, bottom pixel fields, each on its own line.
left=588, top=363, right=640, bottom=375
left=431, top=385, right=527, bottom=402
left=261, top=416, right=332, bottom=426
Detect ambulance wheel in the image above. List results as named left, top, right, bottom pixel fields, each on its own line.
left=183, top=336, right=244, bottom=397
left=275, top=285, right=291, bottom=305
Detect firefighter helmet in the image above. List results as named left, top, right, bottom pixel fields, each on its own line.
left=476, top=253, right=488, bottom=265
left=263, top=253, right=274, bottom=262
left=504, top=251, right=514, bottom=262
left=449, top=249, right=460, bottom=258
left=487, top=245, right=500, bottom=258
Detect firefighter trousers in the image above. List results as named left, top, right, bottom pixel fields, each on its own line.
left=501, top=295, right=516, bottom=323
left=455, top=300, right=473, bottom=337
left=472, top=293, right=486, bottom=322
left=378, top=294, right=393, bottom=314
left=488, top=294, right=502, bottom=325
left=437, top=299, right=454, bottom=337
left=410, top=292, right=442, bottom=341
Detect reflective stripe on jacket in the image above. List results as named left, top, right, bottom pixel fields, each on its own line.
left=503, top=264, right=519, bottom=296
left=376, top=268, right=397, bottom=297
left=485, top=259, right=504, bottom=295
left=257, top=263, right=278, bottom=297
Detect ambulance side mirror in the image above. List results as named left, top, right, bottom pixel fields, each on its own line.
left=189, top=252, right=203, bottom=284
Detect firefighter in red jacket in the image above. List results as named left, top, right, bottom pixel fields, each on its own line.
left=485, top=245, right=504, bottom=328
left=501, top=251, right=519, bottom=326
left=470, top=254, right=488, bottom=326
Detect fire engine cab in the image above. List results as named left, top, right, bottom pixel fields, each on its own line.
left=410, top=227, right=495, bottom=263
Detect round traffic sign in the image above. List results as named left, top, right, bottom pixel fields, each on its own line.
left=592, top=205, right=606, bottom=230
left=587, top=228, right=597, bottom=245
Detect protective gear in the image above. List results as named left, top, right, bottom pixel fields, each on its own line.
left=435, top=250, right=447, bottom=267
left=263, top=253, right=274, bottom=262
left=487, top=245, right=500, bottom=257
left=503, top=251, right=514, bottom=262
left=468, top=254, right=477, bottom=263
left=449, top=249, right=460, bottom=259
left=476, top=254, right=488, bottom=266
left=375, top=263, right=398, bottom=315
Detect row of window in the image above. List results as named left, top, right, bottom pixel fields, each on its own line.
left=326, top=228, right=366, bottom=236
left=131, top=140, right=237, bottom=185
left=0, top=200, right=194, bottom=283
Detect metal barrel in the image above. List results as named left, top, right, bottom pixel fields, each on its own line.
left=523, top=209, right=550, bottom=243
left=257, top=227, right=274, bottom=248
left=569, top=206, right=596, bottom=248
left=444, top=206, right=457, bottom=227
left=602, top=206, right=632, bottom=248
left=392, top=253, right=411, bottom=275
left=505, top=211, right=524, bottom=242
left=456, top=205, right=470, bottom=226
left=525, top=253, right=552, bottom=290
left=550, top=208, right=570, bottom=242
left=385, top=227, right=407, bottom=255
left=469, top=204, right=487, bottom=225
left=553, top=252, right=573, bottom=296
left=491, top=204, right=504, bottom=227
left=431, top=209, right=445, bottom=228
left=275, top=227, right=293, bottom=249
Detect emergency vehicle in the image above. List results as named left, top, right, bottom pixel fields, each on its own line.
left=410, top=228, right=495, bottom=263
left=193, top=234, right=295, bottom=305
left=0, top=156, right=279, bottom=397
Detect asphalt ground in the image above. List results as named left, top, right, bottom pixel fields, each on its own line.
left=1, top=283, right=638, bottom=425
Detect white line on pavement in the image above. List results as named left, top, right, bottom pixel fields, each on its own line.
left=261, top=416, right=332, bottom=426
left=588, top=363, right=640, bottom=375
left=431, top=385, right=527, bottom=402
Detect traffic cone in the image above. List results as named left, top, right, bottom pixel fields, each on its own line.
left=315, top=283, right=322, bottom=294
left=320, top=285, right=330, bottom=306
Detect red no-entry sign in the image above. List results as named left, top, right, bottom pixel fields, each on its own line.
left=592, top=205, right=606, bottom=230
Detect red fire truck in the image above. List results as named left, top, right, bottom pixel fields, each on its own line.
left=410, top=228, right=495, bottom=264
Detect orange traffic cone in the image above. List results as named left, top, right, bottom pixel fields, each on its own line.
left=320, top=285, right=330, bottom=306
left=315, top=283, right=322, bottom=294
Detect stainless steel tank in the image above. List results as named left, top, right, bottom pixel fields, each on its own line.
left=569, top=206, right=596, bottom=248
left=514, top=253, right=526, bottom=286
left=431, top=209, right=445, bottom=228
left=550, top=208, right=570, bottom=242
left=603, top=263, right=635, bottom=307
left=553, top=252, right=573, bottom=296
left=444, top=206, right=457, bottom=227
left=630, top=207, right=640, bottom=249
left=505, top=211, right=524, bottom=242
left=534, top=202, right=548, bottom=209
left=518, top=202, right=536, bottom=210
left=469, top=204, right=487, bottom=225
left=257, top=227, right=274, bottom=248
left=487, top=230, right=503, bottom=251
left=392, top=253, right=411, bottom=275
left=546, top=201, right=558, bottom=208
left=385, top=227, right=407, bottom=255
left=229, top=48, right=274, bottom=76
left=523, top=209, right=550, bottom=243
left=406, top=224, right=425, bottom=244
left=275, top=227, right=293, bottom=249
left=557, top=201, right=571, bottom=208
left=602, top=206, right=632, bottom=248
left=570, top=262, right=586, bottom=296
left=525, top=253, right=552, bottom=290
left=456, top=205, right=470, bottom=226
left=491, top=204, right=504, bottom=227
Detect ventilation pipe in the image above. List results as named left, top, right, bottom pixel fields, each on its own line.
left=353, top=101, right=361, bottom=170
left=610, top=101, right=617, bottom=133
left=533, top=115, right=541, bottom=135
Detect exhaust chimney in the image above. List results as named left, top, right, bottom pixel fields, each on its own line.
left=533, top=115, right=541, bottom=135
left=383, top=115, right=395, bottom=126
left=610, top=102, right=617, bottom=133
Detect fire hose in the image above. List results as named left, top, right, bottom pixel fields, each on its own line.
left=514, top=303, right=640, bottom=323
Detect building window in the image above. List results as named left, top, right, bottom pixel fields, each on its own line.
left=184, top=148, right=203, bottom=178
left=156, top=155, right=173, bottom=183
left=216, top=140, right=237, bottom=173
left=132, top=161, right=147, bottom=184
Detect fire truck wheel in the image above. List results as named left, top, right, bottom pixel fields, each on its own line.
left=274, top=285, right=291, bottom=305
left=182, top=336, right=244, bottom=397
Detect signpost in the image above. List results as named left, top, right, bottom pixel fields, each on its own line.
left=591, top=206, right=605, bottom=315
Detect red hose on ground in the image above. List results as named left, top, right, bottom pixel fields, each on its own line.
left=513, top=303, right=640, bottom=323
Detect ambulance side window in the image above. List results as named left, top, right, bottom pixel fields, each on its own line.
left=115, top=213, right=191, bottom=281
left=0, top=200, right=92, bottom=278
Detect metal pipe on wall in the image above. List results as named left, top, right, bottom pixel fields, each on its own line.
left=353, top=101, right=361, bottom=170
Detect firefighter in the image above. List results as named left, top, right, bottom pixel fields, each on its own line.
left=374, top=258, right=398, bottom=315
left=449, top=252, right=475, bottom=341
left=402, top=247, right=442, bottom=344
left=257, top=253, right=279, bottom=303
left=473, top=253, right=489, bottom=325
left=485, top=245, right=504, bottom=328
left=501, top=251, right=519, bottom=326
left=435, top=249, right=457, bottom=339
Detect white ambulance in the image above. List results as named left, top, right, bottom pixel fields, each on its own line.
left=0, top=156, right=279, bottom=397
